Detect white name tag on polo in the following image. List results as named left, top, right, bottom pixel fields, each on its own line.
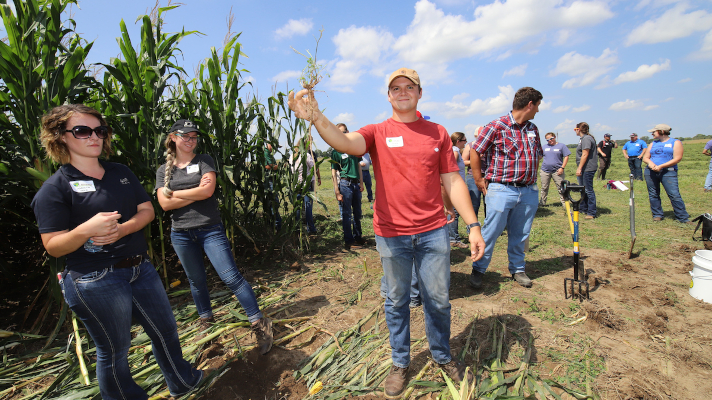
left=341, top=153, right=348, bottom=159
left=69, top=180, right=96, bottom=193
left=664, top=144, right=672, bottom=148
left=554, top=148, right=560, bottom=152
left=186, top=164, right=199, bottom=174
left=545, top=148, right=550, bottom=152
left=386, top=136, right=404, bottom=147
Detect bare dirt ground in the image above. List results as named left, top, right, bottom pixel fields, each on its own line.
left=192, top=236, right=712, bottom=400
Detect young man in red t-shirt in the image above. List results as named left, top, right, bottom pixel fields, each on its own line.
left=288, top=68, right=485, bottom=398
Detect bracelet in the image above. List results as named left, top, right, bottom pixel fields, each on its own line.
left=466, top=222, right=481, bottom=230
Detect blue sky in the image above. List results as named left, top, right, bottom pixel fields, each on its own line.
left=38, top=0, right=712, bottom=149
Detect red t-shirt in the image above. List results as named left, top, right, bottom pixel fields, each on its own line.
left=358, top=118, right=459, bottom=237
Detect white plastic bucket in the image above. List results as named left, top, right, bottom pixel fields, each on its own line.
left=690, top=250, right=712, bottom=303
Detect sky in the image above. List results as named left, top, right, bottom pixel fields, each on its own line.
left=10, top=0, right=712, bottom=150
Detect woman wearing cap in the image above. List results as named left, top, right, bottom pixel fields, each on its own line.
left=31, top=105, right=204, bottom=399
left=156, top=119, right=274, bottom=354
left=641, top=124, right=692, bottom=223
left=575, top=122, right=598, bottom=219
left=447, top=131, right=469, bottom=248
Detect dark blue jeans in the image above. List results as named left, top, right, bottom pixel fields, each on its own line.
left=628, top=157, right=643, bottom=180
left=644, top=168, right=690, bottom=222
left=375, top=225, right=452, bottom=368
left=297, top=187, right=317, bottom=234
left=577, top=171, right=597, bottom=217
left=447, top=208, right=462, bottom=243
left=63, top=260, right=202, bottom=399
left=465, top=175, right=482, bottom=219
left=171, top=223, right=263, bottom=323
left=362, top=169, right=373, bottom=201
left=339, top=179, right=362, bottom=245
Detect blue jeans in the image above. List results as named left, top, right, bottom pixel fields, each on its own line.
left=376, top=225, right=452, bottom=368
left=472, top=183, right=538, bottom=275
left=362, top=169, right=373, bottom=201
left=447, top=208, right=462, bottom=243
left=577, top=171, right=597, bottom=217
left=644, top=168, right=690, bottom=222
left=380, top=264, right=420, bottom=306
left=171, top=224, right=263, bottom=323
left=704, top=160, right=712, bottom=190
left=264, top=177, right=282, bottom=230
left=339, top=179, right=362, bottom=245
left=63, top=260, right=202, bottom=399
left=297, top=188, right=317, bottom=233
left=628, top=157, right=643, bottom=180
left=465, top=175, right=482, bottom=219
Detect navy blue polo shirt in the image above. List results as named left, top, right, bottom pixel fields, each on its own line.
left=31, top=161, right=151, bottom=275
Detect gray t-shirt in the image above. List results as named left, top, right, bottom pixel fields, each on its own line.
left=155, top=154, right=222, bottom=229
left=576, top=135, right=598, bottom=172
left=541, top=142, right=571, bottom=173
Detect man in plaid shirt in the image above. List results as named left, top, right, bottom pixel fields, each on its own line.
left=468, top=87, right=544, bottom=289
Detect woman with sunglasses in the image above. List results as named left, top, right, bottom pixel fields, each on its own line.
left=447, top=132, right=469, bottom=248
left=31, top=105, right=204, bottom=400
left=155, top=119, right=273, bottom=354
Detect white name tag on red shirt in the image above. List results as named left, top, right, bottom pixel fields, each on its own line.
left=186, top=164, right=199, bottom=174
left=69, top=180, right=96, bottom=193
left=527, top=131, right=536, bottom=137
left=386, top=136, right=404, bottom=147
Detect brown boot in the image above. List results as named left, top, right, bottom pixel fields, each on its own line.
left=439, top=359, right=474, bottom=384
left=384, top=365, right=409, bottom=398
left=252, top=317, right=274, bottom=355
left=194, top=317, right=214, bottom=343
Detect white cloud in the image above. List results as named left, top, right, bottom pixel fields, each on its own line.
left=393, top=0, right=613, bottom=65
left=550, top=48, right=619, bottom=88
left=333, top=113, right=355, bottom=124
left=593, top=123, right=613, bottom=132
left=553, top=105, right=571, bottom=113
left=678, top=78, right=692, bottom=83
left=554, top=29, right=573, bottom=46
left=464, top=124, right=482, bottom=137
left=272, top=70, right=301, bottom=83
left=612, top=59, right=671, bottom=84
left=573, top=105, right=591, bottom=112
left=609, top=99, right=658, bottom=111
left=328, top=26, right=395, bottom=91
left=374, top=111, right=388, bottom=122
left=502, top=63, right=527, bottom=78
left=690, top=29, right=712, bottom=60
left=274, top=18, right=313, bottom=39
left=419, top=85, right=515, bottom=119
left=626, top=4, right=712, bottom=46
left=243, top=76, right=255, bottom=84
left=538, top=100, right=552, bottom=111
left=555, top=119, right=576, bottom=131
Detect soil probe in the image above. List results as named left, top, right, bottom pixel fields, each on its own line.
left=560, top=180, right=589, bottom=300
left=627, top=173, right=636, bottom=258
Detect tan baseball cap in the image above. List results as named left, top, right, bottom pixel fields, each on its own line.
left=648, top=123, right=671, bottom=132
left=388, top=68, right=420, bottom=87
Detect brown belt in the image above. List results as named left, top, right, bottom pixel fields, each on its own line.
left=113, top=255, right=147, bottom=269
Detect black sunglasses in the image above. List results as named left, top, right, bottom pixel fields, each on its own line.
left=65, top=125, right=110, bottom=139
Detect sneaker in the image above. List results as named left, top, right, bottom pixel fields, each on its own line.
left=469, top=271, right=484, bottom=289
left=355, top=237, right=367, bottom=246
left=252, top=317, right=274, bottom=355
left=653, top=217, right=663, bottom=221
left=584, top=215, right=595, bottom=220
left=512, top=272, right=532, bottom=288
left=345, top=242, right=363, bottom=250
left=439, top=359, right=474, bottom=384
left=409, top=297, right=422, bottom=308
left=384, top=365, right=409, bottom=398
left=194, top=317, right=215, bottom=343
left=451, top=241, right=469, bottom=249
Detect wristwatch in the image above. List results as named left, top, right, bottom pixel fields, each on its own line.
left=466, top=222, right=481, bottom=230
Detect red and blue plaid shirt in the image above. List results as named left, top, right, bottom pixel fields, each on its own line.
left=472, top=112, right=543, bottom=185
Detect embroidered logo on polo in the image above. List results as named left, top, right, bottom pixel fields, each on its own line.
left=120, top=178, right=130, bottom=185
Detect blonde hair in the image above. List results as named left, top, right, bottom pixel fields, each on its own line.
left=450, top=131, right=466, bottom=146
left=163, top=132, right=178, bottom=188
left=40, top=104, right=113, bottom=164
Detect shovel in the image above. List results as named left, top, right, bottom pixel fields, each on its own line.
left=627, top=173, right=636, bottom=258
left=560, top=180, right=589, bottom=300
